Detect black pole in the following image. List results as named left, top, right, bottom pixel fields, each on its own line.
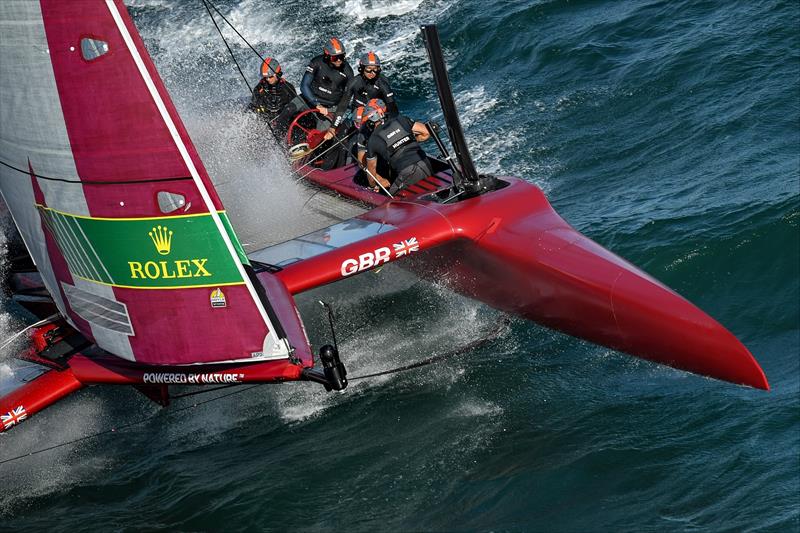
left=425, top=121, right=462, bottom=190
left=420, top=25, right=480, bottom=186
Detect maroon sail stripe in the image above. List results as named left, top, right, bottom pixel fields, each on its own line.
left=40, top=1, right=223, bottom=212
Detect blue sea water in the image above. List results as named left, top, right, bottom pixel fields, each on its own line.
left=1, top=0, right=798, bottom=531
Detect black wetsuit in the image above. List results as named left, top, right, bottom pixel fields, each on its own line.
left=344, top=124, right=371, bottom=185
left=354, top=125, right=370, bottom=155
left=366, top=115, right=431, bottom=193
left=249, top=78, right=297, bottom=134
left=346, top=123, right=371, bottom=165
left=300, top=54, right=354, bottom=126
left=335, top=74, right=399, bottom=120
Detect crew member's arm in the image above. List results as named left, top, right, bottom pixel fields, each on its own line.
left=331, top=65, right=355, bottom=127
left=283, top=81, right=297, bottom=101
left=412, top=121, right=430, bottom=142
left=301, top=60, right=328, bottom=116
left=325, top=79, right=357, bottom=140
left=365, top=136, right=391, bottom=190
left=300, top=63, right=317, bottom=105
left=249, top=81, right=264, bottom=111
left=355, top=129, right=368, bottom=167
left=272, top=83, right=298, bottom=132
left=365, top=157, right=390, bottom=191
left=278, top=82, right=294, bottom=111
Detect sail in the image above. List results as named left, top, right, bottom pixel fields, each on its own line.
left=0, top=0, right=295, bottom=365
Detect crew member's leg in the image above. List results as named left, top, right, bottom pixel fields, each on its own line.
left=388, top=159, right=433, bottom=194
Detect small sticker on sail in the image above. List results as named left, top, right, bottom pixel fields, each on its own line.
left=210, top=288, right=226, bottom=308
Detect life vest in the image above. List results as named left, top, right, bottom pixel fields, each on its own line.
left=352, top=77, right=382, bottom=107
left=309, top=56, right=351, bottom=107
left=252, top=79, right=296, bottom=123
left=373, top=117, right=426, bottom=171
left=256, top=80, right=288, bottom=113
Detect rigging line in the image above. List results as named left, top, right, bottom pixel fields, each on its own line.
left=199, top=0, right=265, bottom=63
left=198, top=0, right=281, bottom=140
left=293, top=131, right=393, bottom=200
left=0, top=384, right=262, bottom=467
left=0, top=159, right=192, bottom=185
left=200, top=0, right=252, bottom=95
left=294, top=130, right=358, bottom=179
left=349, top=316, right=512, bottom=381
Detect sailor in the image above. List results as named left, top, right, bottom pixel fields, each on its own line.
left=363, top=101, right=431, bottom=194
left=299, top=37, right=354, bottom=134
left=333, top=51, right=398, bottom=121
left=249, top=57, right=297, bottom=135
left=345, top=98, right=386, bottom=171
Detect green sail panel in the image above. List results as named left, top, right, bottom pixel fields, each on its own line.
left=37, top=206, right=245, bottom=289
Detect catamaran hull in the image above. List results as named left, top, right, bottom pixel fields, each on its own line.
left=406, top=183, right=768, bottom=389
left=0, top=166, right=769, bottom=436
left=278, top=168, right=768, bottom=391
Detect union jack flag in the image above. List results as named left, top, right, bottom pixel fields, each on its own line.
left=1, top=405, right=27, bottom=430
left=393, top=237, right=419, bottom=258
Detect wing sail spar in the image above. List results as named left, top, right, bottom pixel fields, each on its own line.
left=0, top=0, right=294, bottom=365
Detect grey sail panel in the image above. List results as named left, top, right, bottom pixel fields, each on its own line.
left=0, top=1, right=134, bottom=359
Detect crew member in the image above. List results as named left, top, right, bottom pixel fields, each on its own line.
left=364, top=102, right=431, bottom=194
left=249, top=57, right=296, bottom=135
left=354, top=98, right=388, bottom=165
left=334, top=51, right=398, bottom=121
left=299, top=37, right=354, bottom=131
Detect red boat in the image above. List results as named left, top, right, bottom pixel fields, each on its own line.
left=0, top=2, right=766, bottom=436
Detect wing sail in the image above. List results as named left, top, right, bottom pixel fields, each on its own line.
left=0, top=0, right=296, bottom=365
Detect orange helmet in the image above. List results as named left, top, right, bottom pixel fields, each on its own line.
left=323, top=37, right=346, bottom=59
left=366, top=98, right=387, bottom=115
left=358, top=51, right=381, bottom=73
left=260, top=57, right=282, bottom=78
left=353, top=105, right=367, bottom=128
left=364, top=99, right=386, bottom=126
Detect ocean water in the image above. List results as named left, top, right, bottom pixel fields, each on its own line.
left=1, top=0, right=798, bottom=531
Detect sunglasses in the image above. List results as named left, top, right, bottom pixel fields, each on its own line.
left=330, top=54, right=345, bottom=62
left=363, top=67, right=380, bottom=74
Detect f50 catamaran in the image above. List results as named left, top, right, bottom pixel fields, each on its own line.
left=0, top=1, right=767, bottom=435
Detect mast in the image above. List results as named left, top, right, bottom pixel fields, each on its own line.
left=421, top=25, right=496, bottom=196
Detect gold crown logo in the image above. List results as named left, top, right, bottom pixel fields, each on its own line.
left=149, top=225, right=173, bottom=255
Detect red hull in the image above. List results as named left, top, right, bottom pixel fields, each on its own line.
left=286, top=166, right=768, bottom=390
